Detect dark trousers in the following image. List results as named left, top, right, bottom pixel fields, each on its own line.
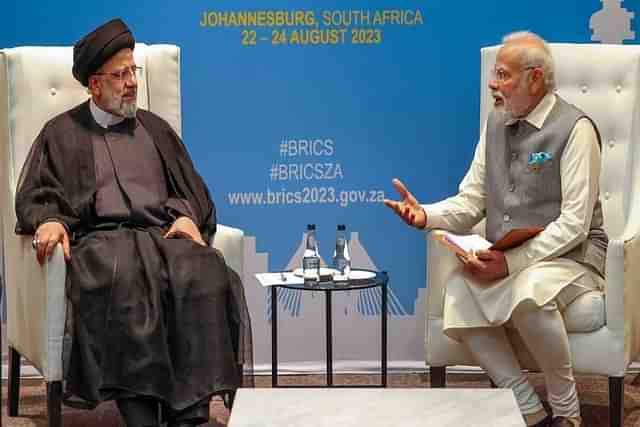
left=116, top=397, right=159, bottom=427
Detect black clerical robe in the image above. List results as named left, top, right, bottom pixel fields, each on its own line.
left=15, top=100, right=252, bottom=411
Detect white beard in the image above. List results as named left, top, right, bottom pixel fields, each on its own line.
left=105, top=95, right=137, bottom=118
left=492, top=77, right=532, bottom=118
left=491, top=91, right=508, bottom=117
left=119, top=100, right=138, bottom=118
left=101, top=82, right=138, bottom=118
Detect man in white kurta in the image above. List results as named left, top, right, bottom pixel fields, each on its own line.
left=385, top=32, right=606, bottom=427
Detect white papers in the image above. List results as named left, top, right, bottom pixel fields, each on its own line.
left=292, top=267, right=339, bottom=277
left=446, top=233, right=492, bottom=252
left=346, top=270, right=376, bottom=280
left=254, top=269, right=377, bottom=287
left=255, top=272, right=303, bottom=287
left=433, top=230, right=492, bottom=254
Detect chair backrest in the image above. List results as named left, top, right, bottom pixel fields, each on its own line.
left=0, top=43, right=182, bottom=278
left=479, top=44, right=640, bottom=241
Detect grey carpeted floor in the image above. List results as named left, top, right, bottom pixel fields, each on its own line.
left=4, top=372, right=640, bottom=426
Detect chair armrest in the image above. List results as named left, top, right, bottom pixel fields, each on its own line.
left=616, top=233, right=640, bottom=364
left=211, top=224, right=244, bottom=278
left=425, top=230, right=462, bottom=318
left=4, top=235, right=66, bottom=380
left=425, top=221, right=483, bottom=318
left=603, top=238, right=624, bottom=333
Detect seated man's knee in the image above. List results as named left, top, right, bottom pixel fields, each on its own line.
left=510, top=300, right=560, bottom=331
left=562, top=291, right=605, bottom=333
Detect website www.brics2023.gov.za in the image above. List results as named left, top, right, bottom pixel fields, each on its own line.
left=227, top=186, right=385, bottom=208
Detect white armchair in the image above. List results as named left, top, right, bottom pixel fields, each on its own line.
left=424, top=43, right=640, bottom=427
left=0, top=44, right=245, bottom=427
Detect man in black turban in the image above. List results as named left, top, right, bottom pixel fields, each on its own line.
left=72, top=18, right=135, bottom=87
left=15, top=18, right=252, bottom=427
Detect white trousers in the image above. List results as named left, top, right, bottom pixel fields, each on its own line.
left=459, top=301, right=579, bottom=418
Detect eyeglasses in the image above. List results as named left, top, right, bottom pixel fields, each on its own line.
left=94, top=66, right=142, bottom=82
left=492, top=65, right=540, bottom=83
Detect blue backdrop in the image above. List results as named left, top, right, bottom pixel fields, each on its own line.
left=2, top=0, right=638, bottom=332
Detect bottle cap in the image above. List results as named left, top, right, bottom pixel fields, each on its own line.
left=307, top=224, right=316, bottom=230
left=337, top=224, right=346, bottom=231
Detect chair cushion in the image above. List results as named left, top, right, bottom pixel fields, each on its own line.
left=562, top=291, right=605, bottom=333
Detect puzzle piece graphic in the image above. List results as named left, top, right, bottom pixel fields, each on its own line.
left=590, top=0, right=636, bottom=44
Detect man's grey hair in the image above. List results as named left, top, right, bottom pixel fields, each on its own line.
left=503, top=31, right=556, bottom=91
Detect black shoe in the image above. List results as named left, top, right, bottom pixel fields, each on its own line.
left=168, top=422, right=204, bottom=427
left=223, top=390, right=236, bottom=410
left=167, top=398, right=210, bottom=427
left=530, top=415, right=552, bottom=427
left=550, top=416, right=581, bottom=427
left=168, top=417, right=208, bottom=427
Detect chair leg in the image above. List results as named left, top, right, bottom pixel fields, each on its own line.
left=608, top=376, right=624, bottom=427
left=430, top=366, right=446, bottom=388
left=158, top=400, right=166, bottom=426
left=489, top=379, right=497, bottom=388
left=7, top=346, right=21, bottom=416
left=46, top=381, right=62, bottom=427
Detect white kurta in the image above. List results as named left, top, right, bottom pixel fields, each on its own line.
left=422, top=94, right=605, bottom=341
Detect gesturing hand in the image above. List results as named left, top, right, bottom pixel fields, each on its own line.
left=33, top=221, right=71, bottom=265
left=383, top=178, right=427, bottom=229
left=164, top=216, right=207, bottom=246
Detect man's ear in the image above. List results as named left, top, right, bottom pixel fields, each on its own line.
left=87, top=76, right=100, bottom=97
left=529, top=68, right=545, bottom=95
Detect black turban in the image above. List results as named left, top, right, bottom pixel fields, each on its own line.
left=72, top=18, right=135, bottom=87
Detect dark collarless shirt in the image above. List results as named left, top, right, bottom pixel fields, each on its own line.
left=91, top=117, right=194, bottom=227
